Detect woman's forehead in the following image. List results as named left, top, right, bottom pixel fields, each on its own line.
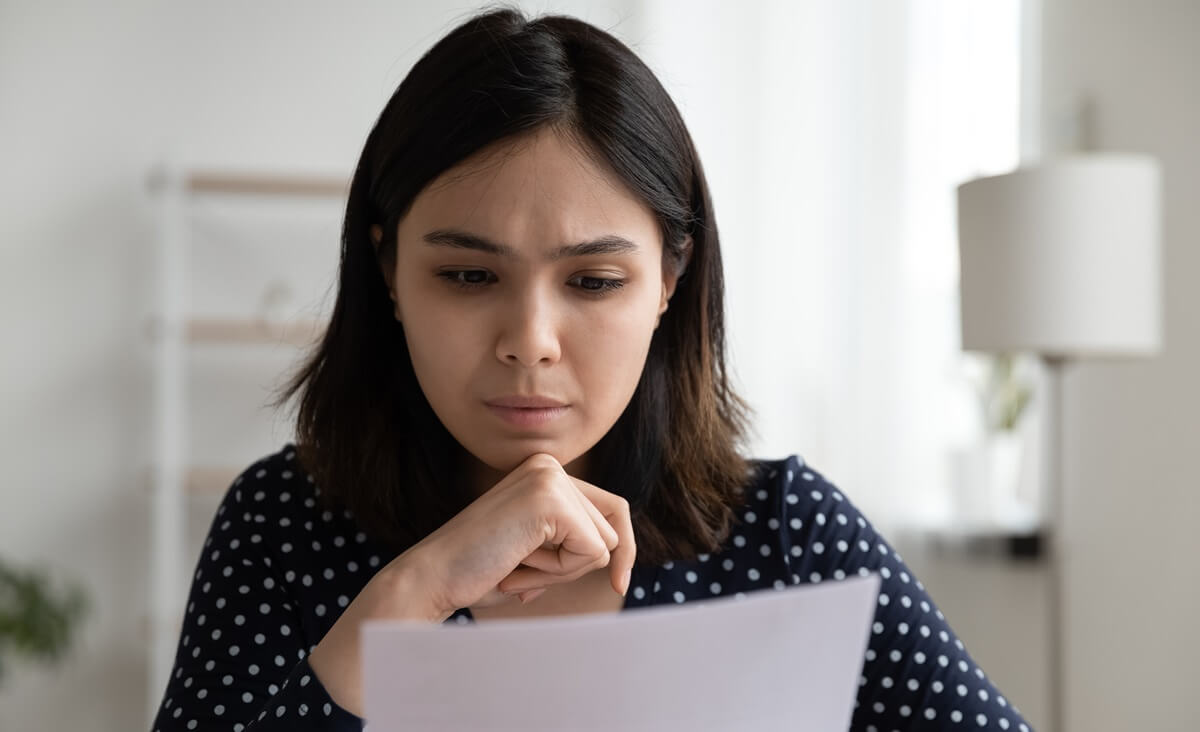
left=402, top=128, right=661, bottom=257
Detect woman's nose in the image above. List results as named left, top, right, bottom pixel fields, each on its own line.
left=494, top=288, right=562, bottom=367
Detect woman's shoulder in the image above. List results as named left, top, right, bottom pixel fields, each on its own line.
left=209, top=443, right=361, bottom=540
left=743, top=453, right=863, bottom=525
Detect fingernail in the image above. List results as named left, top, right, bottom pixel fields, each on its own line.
left=622, top=569, right=632, bottom=596
left=519, top=589, right=546, bottom=604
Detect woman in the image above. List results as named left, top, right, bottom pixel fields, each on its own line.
left=151, top=6, right=1034, bottom=731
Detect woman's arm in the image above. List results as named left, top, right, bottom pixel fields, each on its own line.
left=149, top=468, right=361, bottom=731
left=776, top=456, right=1036, bottom=732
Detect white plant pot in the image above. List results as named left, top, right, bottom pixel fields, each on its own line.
left=948, top=432, right=1025, bottom=528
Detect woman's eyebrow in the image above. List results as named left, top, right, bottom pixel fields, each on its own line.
left=422, top=228, right=639, bottom=260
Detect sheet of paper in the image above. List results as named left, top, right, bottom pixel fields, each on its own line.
left=363, top=572, right=880, bottom=731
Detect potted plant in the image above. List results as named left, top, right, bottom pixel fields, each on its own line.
left=0, top=558, right=89, bottom=684
left=963, top=352, right=1036, bottom=525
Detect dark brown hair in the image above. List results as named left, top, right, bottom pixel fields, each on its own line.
left=273, top=4, right=755, bottom=565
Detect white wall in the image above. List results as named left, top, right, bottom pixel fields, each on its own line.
left=1039, top=2, right=1200, bottom=730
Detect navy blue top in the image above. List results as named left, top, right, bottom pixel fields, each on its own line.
left=151, top=444, right=1034, bottom=731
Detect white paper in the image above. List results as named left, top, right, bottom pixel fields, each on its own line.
left=363, top=573, right=880, bottom=731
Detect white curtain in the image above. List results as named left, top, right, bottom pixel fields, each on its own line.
left=631, top=0, right=1023, bottom=534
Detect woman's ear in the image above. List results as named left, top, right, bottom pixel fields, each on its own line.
left=370, top=224, right=383, bottom=254
left=371, top=224, right=403, bottom=322
left=658, top=235, right=693, bottom=321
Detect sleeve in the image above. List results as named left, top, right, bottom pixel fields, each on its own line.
left=777, top=456, right=1036, bottom=732
left=149, top=467, right=363, bottom=731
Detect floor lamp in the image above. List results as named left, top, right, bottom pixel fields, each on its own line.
left=956, top=153, right=1162, bottom=732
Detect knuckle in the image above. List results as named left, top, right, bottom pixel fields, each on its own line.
left=523, top=453, right=561, bottom=471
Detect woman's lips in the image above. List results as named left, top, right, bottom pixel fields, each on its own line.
left=485, top=404, right=570, bottom=428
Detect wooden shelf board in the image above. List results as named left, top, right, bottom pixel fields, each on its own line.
left=186, top=317, right=325, bottom=346
left=185, top=171, right=349, bottom=198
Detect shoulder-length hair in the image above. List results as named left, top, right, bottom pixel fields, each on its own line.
left=273, top=4, right=755, bottom=565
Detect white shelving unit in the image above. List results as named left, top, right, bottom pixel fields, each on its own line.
left=143, top=166, right=347, bottom=723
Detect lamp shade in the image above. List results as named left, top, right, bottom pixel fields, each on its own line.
left=956, top=153, right=1163, bottom=358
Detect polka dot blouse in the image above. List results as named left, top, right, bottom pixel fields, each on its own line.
left=150, top=444, right=1035, bottom=731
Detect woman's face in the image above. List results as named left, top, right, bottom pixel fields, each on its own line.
left=374, top=127, right=683, bottom=495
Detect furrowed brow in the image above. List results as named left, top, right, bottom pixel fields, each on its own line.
left=422, top=229, right=638, bottom=261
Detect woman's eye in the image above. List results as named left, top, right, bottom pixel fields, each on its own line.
left=436, top=271, right=626, bottom=296
left=569, top=276, right=626, bottom=295
left=437, top=270, right=494, bottom=289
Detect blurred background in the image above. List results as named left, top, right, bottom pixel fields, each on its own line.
left=1, top=1, right=1195, bottom=730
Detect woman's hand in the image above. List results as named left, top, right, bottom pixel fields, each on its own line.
left=308, top=452, right=636, bottom=717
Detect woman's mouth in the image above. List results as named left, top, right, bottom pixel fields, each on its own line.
left=485, top=404, right=571, bottom=428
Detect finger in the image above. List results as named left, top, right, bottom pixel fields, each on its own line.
left=518, top=588, right=546, bottom=604
left=572, top=478, right=637, bottom=596
left=498, top=552, right=611, bottom=592
left=570, top=483, right=620, bottom=553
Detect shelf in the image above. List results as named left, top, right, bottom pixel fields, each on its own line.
left=185, top=466, right=243, bottom=495
left=186, top=317, right=326, bottom=346
left=144, top=316, right=327, bottom=346
left=894, top=511, right=1048, bottom=561
left=144, top=466, right=247, bottom=496
left=145, top=168, right=350, bottom=198
left=187, top=171, right=348, bottom=198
